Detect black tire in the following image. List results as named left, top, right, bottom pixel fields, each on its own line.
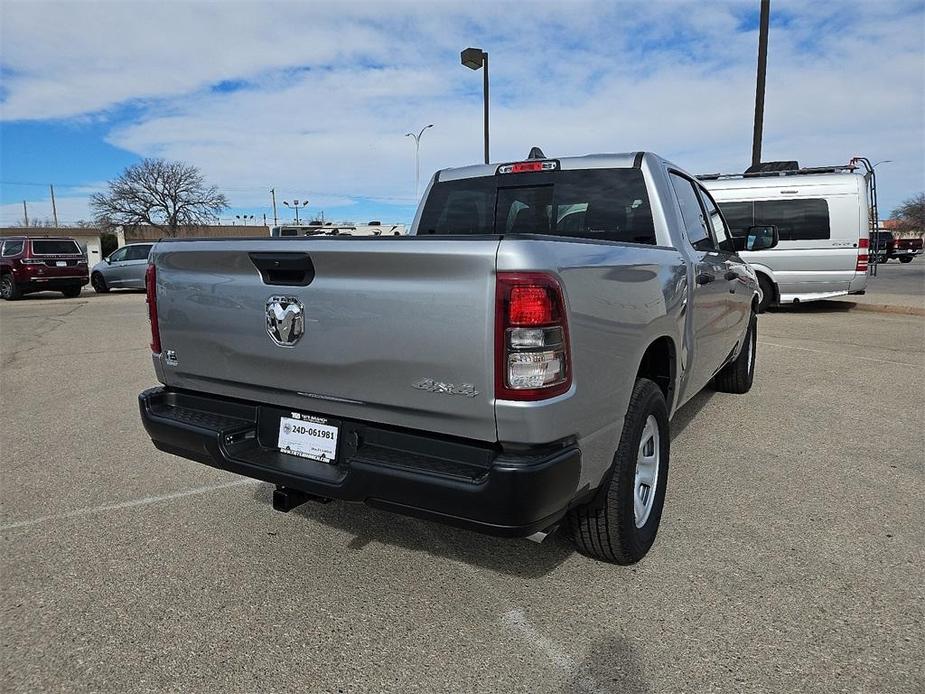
left=0, top=274, right=21, bottom=300
left=899, top=256, right=913, bottom=264
left=712, top=311, right=757, bottom=394
left=756, top=274, right=774, bottom=313
left=91, top=272, right=109, bottom=293
left=569, top=378, right=669, bottom=564
left=61, top=285, right=82, bottom=298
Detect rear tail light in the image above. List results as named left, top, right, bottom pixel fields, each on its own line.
left=495, top=272, right=571, bottom=400
left=145, top=264, right=161, bottom=354
left=20, top=257, right=44, bottom=265
left=856, top=237, right=869, bottom=272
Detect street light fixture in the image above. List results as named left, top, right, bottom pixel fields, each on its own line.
left=235, top=214, right=255, bottom=226
left=405, top=124, right=434, bottom=199
left=460, top=47, right=489, bottom=164
left=282, top=199, right=309, bottom=224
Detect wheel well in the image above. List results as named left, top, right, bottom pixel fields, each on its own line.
left=636, top=336, right=676, bottom=411
left=756, top=271, right=777, bottom=303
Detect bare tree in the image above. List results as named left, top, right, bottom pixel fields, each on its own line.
left=891, top=193, right=925, bottom=233
left=18, top=217, right=56, bottom=228
left=90, top=158, right=228, bottom=236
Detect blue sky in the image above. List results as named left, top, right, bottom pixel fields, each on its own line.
left=1, top=0, right=923, bottom=227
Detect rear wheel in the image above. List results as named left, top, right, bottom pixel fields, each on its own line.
left=61, top=285, right=82, bottom=298
left=0, top=274, right=21, bottom=300
left=569, top=378, right=669, bottom=564
left=757, top=274, right=774, bottom=313
left=899, top=256, right=913, bottom=264
left=712, top=311, right=757, bottom=394
left=91, top=272, right=109, bottom=293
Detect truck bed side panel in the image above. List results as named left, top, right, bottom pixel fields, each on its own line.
left=495, top=238, right=687, bottom=491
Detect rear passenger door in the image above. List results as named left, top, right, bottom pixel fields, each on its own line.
left=668, top=172, right=731, bottom=392
left=698, top=186, right=753, bottom=340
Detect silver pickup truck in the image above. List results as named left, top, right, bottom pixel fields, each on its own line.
left=138, top=151, right=778, bottom=564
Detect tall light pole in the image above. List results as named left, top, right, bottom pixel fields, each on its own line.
left=405, top=124, right=434, bottom=199
left=751, top=0, right=771, bottom=169
left=283, top=199, right=309, bottom=224
left=461, top=47, right=489, bottom=164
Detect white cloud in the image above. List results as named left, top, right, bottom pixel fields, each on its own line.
left=1, top=0, right=923, bottom=219
left=0, top=192, right=94, bottom=227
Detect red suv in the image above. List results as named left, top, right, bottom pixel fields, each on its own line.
left=0, top=236, right=90, bottom=300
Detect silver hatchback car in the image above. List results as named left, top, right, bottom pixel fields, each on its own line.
left=91, top=243, right=153, bottom=292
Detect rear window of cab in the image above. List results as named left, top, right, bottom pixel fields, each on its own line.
left=418, top=169, right=656, bottom=245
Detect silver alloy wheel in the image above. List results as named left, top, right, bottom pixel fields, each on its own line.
left=634, top=414, right=660, bottom=528
left=0, top=276, right=11, bottom=299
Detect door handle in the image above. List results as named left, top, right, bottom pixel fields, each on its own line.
left=696, top=273, right=715, bottom=285
left=724, top=270, right=738, bottom=281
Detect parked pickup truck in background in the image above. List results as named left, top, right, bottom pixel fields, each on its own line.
left=138, top=151, right=778, bottom=564
left=886, top=235, right=923, bottom=263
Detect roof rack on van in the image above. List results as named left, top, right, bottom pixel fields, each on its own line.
left=697, top=161, right=859, bottom=181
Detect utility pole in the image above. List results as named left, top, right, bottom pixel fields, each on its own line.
left=49, top=185, right=59, bottom=227
left=22, top=200, right=29, bottom=227
left=270, top=188, right=278, bottom=226
left=751, top=0, right=771, bottom=168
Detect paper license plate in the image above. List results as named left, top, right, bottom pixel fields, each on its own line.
left=277, top=414, right=338, bottom=463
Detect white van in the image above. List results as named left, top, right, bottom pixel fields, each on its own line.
left=702, top=165, right=872, bottom=310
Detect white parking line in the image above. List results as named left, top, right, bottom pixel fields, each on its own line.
left=502, top=608, right=607, bottom=694
left=759, top=340, right=922, bottom=366
left=0, top=478, right=260, bottom=531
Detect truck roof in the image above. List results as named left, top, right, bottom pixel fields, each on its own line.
left=437, top=152, right=644, bottom=182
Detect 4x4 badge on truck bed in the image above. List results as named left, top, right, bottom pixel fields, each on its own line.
left=412, top=378, right=479, bottom=398
left=266, top=296, right=304, bottom=347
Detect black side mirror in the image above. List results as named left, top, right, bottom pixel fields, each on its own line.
left=733, top=225, right=779, bottom=252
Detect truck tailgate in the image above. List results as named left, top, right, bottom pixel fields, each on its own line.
left=151, top=238, right=500, bottom=442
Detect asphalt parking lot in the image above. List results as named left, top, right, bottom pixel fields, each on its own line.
left=1, top=287, right=923, bottom=693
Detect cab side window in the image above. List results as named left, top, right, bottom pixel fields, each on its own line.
left=698, top=187, right=734, bottom=253
left=669, top=173, right=715, bottom=252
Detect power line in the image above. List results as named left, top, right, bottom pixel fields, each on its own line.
left=0, top=180, right=99, bottom=188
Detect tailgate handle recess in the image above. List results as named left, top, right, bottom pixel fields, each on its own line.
left=249, top=252, right=315, bottom=287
